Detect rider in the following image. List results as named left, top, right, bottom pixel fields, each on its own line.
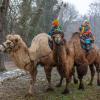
left=48, top=19, right=63, bottom=37
left=79, top=20, right=95, bottom=42
left=48, top=19, right=64, bottom=48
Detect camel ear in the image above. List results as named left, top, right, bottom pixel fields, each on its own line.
left=6, top=35, right=13, bottom=40
left=13, top=35, right=21, bottom=43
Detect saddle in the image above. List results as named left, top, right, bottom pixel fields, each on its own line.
left=80, top=34, right=94, bottom=52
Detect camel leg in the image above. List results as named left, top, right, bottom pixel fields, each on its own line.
left=73, top=74, right=78, bottom=84
left=62, top=78, right=70, bottom=94
left=94, top=62, right=100, bottom=86
left=88, top=64, right=95, bottom=86
left=62, top=67, right=72, bottom=94
left=56, top=66, right=64, bottom=87
left=78, top=77, right=84, bottom=90
left=44, top=65, right=54, bottom=91
left=76, top=63, right=88, bottom=90
left=28, top=67, right=37, bottom=96
left=72, top=66, right=78, bottom=84
left=56, top=76, right=63, bottom=87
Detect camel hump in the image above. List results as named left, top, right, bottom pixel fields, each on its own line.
left=33, top=33, right=48, bottom=39
left=71, top=32, right=80, bottom=38
left=30, top=33, right=50, bottom=51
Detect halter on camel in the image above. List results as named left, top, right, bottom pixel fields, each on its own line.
left=49, top=29, right=65, bottom=50
left=52, top=30, right=64, bottom=45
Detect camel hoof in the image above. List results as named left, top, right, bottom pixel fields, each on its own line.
left=25, top=93, right=33, bottom=97
left=62, top=89, right=70, bottom=94
left=74, top=79, right=78, bottom=84
left=97, top=80, right=100, bottom=86
left=78, top=84, right=84, bottom=90
left=46, top=87, right=54, bottom=92
left=56, top=83, right=62, bottom=87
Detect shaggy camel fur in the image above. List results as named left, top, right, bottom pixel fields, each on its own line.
left=72, top=32, right=100, bottom=88
left=0, top=33, right=57, bottom=94
left=51, top=32, right=75, bottom=94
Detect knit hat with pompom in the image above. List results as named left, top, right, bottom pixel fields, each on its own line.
left=52, top=19, right=59, bottom=26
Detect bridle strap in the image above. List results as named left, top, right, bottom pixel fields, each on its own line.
left=2, top=43, right=6, bottom=49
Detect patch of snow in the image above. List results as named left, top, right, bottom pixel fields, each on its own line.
left=0, top=69, right=26, bottom=84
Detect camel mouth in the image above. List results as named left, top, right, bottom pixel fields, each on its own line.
left=54, top=37, right=62, bottom=45
left=0, top=34, right=23, bottom=53
left=0, top=40, right=15, bottom=53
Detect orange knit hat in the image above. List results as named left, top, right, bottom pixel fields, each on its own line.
left=52, top=19, right=59, bottom=26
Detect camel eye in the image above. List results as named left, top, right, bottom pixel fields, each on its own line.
left=15, top=39, right=18, bottom=43
left=7, top=42, right=10, bottom=45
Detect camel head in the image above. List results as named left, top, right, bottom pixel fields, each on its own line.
left=0, top=34, right=25, bottom=53
left=0, top=39, right=15, bottom=53
left=52, top=30, right=64, bottom=45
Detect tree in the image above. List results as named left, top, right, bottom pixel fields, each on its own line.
left=89, top=0, right=100, bottom=16
left=57, top=3, right=78, bottom=37
left=6, top=0, right=59, bottom=45
left=17, top=0, right=33, bottom=42
left=35, top=0, right=59, bottom=33
left=88, top=0, right=100, bottom=46
left=9, top=0, right=46, bottom=44
left=0, top=0, right=10, bottom=71
left=7, top=0, right=21, bottom=33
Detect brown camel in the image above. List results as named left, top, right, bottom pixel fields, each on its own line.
left=72, top=32, right=100, bottom=88
left=0, top=34, right=55, bottom=95
left=51, top=30, right=75, bottom=94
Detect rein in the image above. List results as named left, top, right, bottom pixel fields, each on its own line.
left=2, top=43, right=13, bottom=53
left=2, top=43, right=7, bottom=50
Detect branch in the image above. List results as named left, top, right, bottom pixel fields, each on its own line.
left=0, top=0, right=10, bottom=14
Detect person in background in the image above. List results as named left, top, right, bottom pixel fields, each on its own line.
left=79, top=20, right=95, bottom=42
left=48, top=19, right=63, bottom=36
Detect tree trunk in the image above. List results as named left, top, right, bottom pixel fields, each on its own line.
left=0, top=0, right=9, bottom=72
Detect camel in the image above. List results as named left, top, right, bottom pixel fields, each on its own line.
left=50, top=30, right=75, bottom=94
left=72, top=32, right=100, bottom=88
left=0, top=33, right=56, bottom=95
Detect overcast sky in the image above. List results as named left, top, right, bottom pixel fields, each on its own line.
left=62, top=0, right=94, bottom=15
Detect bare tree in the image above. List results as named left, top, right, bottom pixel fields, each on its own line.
left=57, top=3, right=78, bottom=38
left=89, top=0, right=100, bottom=16
left=88, top=0, right=100, bottom=46
left=0, top=0, right=10, bottom=71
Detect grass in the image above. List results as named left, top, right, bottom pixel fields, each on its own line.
left=0, top=67, right=100, bottom=100
left=25, top=83, right=100, bottom=100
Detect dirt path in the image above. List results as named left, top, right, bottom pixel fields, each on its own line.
left=0, top=66, right=100, bottom=100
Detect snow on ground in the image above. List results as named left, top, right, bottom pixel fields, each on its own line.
left=0, top=69, right=26, bottom=84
